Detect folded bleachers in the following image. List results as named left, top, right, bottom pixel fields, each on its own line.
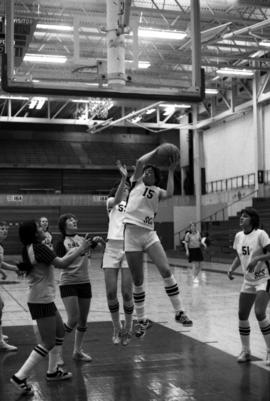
left=82, top=142, right=156, bottom=165
left=0, top=139, right=80, bottom=165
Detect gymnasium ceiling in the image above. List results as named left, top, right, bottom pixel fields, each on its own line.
left=1, top=0, right=270, bottom=132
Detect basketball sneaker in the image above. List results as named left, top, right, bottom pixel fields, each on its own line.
left=0, top=340, right=18, bottom=352
left=112, top=327, right=122, bottom=345
left=175, top=311, right=193, bottom=326
left=46, top=367, right=72, bottom=381
left=121, top=330, right=132, bottom=346
left=135, top=319, right=153, bottom=338
left=266, top=351, right=270, bottom=367
left=10, top=374, right=34, bottom=395
left=73, top=350, right=92, bottom=362
left=237, top=350, right=251, bottom=363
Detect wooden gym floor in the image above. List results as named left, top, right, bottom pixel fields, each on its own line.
left=0, top=254, right=269, bottom=401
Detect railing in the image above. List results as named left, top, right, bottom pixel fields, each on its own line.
left=206, top=173, right=255, bottom=194
left=175, top=188, right=258, bottom=245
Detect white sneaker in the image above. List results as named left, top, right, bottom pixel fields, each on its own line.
left=266, top=351, right=270, bottom=367
left=121, top=330, right=132, bottom=346
left=73, top=350, right=92, bottom=362
left=237, top=350, right=251, bottom=363
left=112, top=328, right=122, bottom=345
left=0, top=341, right=18, bottom=352
left=3, top=334, right=8, bottom=340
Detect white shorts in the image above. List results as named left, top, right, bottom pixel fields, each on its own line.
left=102, top=240, right=129, bottom=269
left=241, top=279, right=270, bottom=294
left=124, top=224, right=160, bottom=252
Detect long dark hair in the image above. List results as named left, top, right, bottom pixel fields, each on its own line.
left=17, top=220, right=39, bottom=274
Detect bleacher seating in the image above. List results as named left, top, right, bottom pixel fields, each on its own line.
left=82, top=142, right=156, bottom=165
left=0, top=139, right=81, bottom=165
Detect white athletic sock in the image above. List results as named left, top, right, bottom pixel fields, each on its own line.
left=239, top=320, right=250, bottom=352
left=163, top=274, right=182, bottom=312
left=123, top=299, right=134, bottom=332
left=0, top=323, right=3, bottom=342
left=108, top=299, right=121, bottom=330
left=15, top=344, right=48, bottom=379
left=133, top=285, right=146, bottom=321
left=258, top=317, right=270, bottom=351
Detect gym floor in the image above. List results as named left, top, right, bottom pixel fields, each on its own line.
left=0, top=254, right=269, bottom=401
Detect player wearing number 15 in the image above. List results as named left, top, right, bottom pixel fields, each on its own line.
left=227, top=207, right=270, bottom=366
left=124, top=145, right=192, bottom=338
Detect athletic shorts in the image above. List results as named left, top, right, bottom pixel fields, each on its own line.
left=188, top=247, right=203, bottom=262
left=124, top=224, right=159, bottom=252
left=241, top=279, right=270, bottom=294
left=102, top=240, right=129, bottom=269
left=60, top=282, right=92, bottom=299
left=28, top=302, right=57, bottom=320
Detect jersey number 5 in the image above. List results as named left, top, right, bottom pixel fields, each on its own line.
left=242, top=246, right=250, bottom=255
left=143, top=188, right=154, bottom=199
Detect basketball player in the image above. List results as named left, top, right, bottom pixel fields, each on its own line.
left=124, top=146, right=193, bottom=338
left=227, top=207, right=270, bottom=366
left=11, top=220, right=92, bottom=395
left=184, top=222, right=204, bottom=283
left=39, top=216, right=53, bottom=250
left=56, top=214, right=104, bottom=363
left=102, top=161, right=134, bottom=346
left=0, top=221, right=19, bottom=352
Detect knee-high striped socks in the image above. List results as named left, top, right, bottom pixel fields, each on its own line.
left=133, top=285, right=146, bottom=321
left=123, top=300, right=134, bottom=332
left=163, top=274, right=182, bottom=312
left=239, top=320, right=250, bottom=352
left=258, top=317, right=270, bottom=351
left=108, top=299, right=121, bottom=330
left=15, top=344, right=49, bottom=379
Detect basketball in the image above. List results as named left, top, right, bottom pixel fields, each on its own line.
left=154, top=143, right=180, bottom=166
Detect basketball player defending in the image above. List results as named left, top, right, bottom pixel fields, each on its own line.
left=102, top=161, right=134, bottom=346
left=124, top=146, right=193, bottom=338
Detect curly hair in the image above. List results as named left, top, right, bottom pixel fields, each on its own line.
left=58, top=213, right=77, bottom=236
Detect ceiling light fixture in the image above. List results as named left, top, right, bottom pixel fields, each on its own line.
left=0, top=95, right=29, bottom=100
left=138, top=28, right=187, bottom=40
left=159, top=103, right=191, bottom=108
left=205, top=88, right=219, bottom=95
left=24, top=54, right=67, bottom=63
left=36, top=24, right=73, bottom=31
left=216, top=68, right=254, bottom=77
left=259, top=39, right=270, bottom=48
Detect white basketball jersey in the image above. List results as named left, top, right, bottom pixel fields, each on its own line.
left=107, top=199, right=127, bottom=240
left=124, top=180, right=161, bottom=230
left=233, top=228, right=270, bottom=284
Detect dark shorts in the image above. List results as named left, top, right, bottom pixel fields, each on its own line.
left=28, top=302, right=57, bottom=320
left=60, top=282, right=92, bottom=299
left=189, top=247, right=203, bottom=262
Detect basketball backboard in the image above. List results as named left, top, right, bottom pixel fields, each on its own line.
left=1, top=0, right=204, bottom=103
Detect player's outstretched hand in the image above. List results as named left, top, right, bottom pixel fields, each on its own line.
left=227, top=271, right=234, bottom=280
left=116, top=160, right=128, bottom=179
